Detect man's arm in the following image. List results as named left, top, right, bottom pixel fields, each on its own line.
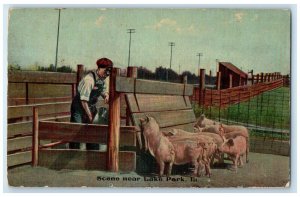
left=78, top=75, right=94, bottom=123
left=81, top=100, right=93, bottom=123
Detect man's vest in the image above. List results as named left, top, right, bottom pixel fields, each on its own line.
left=87, top=71, right=106, bottom=106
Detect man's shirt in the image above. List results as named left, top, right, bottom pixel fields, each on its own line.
left=77, top=70, right=107, bottom=102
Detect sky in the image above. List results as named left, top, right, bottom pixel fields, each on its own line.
left=7, top=8, right=291, bottom=75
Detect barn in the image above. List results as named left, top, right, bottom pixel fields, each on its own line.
left=218, top=62, right=248, bottom=89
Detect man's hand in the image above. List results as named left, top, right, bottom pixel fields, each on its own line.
left=81, top=100, right=93, bottom=123
left=104, top=93, right=109, bottom=104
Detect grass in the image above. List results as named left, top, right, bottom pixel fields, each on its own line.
left=193, top=87, right=290, bottom=137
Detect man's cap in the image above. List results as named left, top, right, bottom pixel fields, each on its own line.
left=96, top=58, right=113, bottom=68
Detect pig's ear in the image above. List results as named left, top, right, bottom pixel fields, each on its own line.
left=228, top=139, right=234, bottom=146
left=221, top=136, right=227, bottom=143
left=200, top=114, right=205, bottom=120
left=145, top=115, right=150, bottom=122
left=140, top=118, right=146, bottom=123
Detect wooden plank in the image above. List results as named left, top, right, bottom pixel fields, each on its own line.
left=8, top=122, right=32, bottom=137
left=132, top=109, right=196, bottom=130
left=39, top=121, right=108, bottom=144
left=28, top=84, right=72, bottom=98
left=8, top=71, right=77, bottom=84
left=120, top=132, right=136, bottom=147
left=38, top=149, right=136, bottom=171
left=184, top=84, right=194, bottom=96
left=125, top=93, right=139, bottom=113
left=39, top=121, right=137, bottom=146
left=7, top=151, right=32, bottom=167
left=43, top=115, right=71, bottom=122
left=7, top=136, right=32, bottom=152
left=8, top=83, right=26, bottom=98
left=116, top=77, right=189, bottom=95
left=9, top=97, right=72, bottom=105
left=184, top=96, right=192, bottom=108
left=115, top=76, right=135, bottom=93
left=135, top=79, right=184, bottom=95
left=8, top=102, right=71, bottom=119
left=8, top=115, right=71, bottom=137
left=135, top=94, right=190, bottom=112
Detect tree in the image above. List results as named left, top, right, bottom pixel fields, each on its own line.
left=8, top=64, right=21, bottom=71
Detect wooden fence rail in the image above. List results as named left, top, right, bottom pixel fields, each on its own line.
left=192, top=78, right=284, bottom=108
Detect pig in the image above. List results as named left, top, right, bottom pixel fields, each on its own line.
left=170, top=139, right=207, bottom=176
left=163, top=128, right=217, bottom=177
left=218, top=136, right=247, bottom=171
left=197, top=132, right=225, bottom=165
left=194, top=114, right=219, bottom=128
left=140, top=116, right=175, bottom=176
left=194, top=117, right=250, bottom=163
left=194, top=124, right=224, bottom=136
left=220, top=124, right=250, bottom=163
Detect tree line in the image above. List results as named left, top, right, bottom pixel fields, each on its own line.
left=137, top=66, right=215, bottom=85
left=8, top=64, right=216, bottom=85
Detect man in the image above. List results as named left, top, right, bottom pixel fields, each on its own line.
left=69, top=57, right=113, bottom=150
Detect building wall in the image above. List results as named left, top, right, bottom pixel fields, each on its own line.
left=219, top=65, right=246, bottom=89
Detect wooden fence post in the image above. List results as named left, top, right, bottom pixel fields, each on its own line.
left=126, top=66, right=142, bottom=149
left=216, top=71, right=221, bottom=90
left=76, top=64, right=84, bottom=93
left=251, top=70, right=254, bottom=85
left=32, top=106, right=39, bottom=167
left=267, top=73, right=271, bottom=82
left=264, top=73, right=267, bottom=82
left=126, top=66, right=137, bottom=126
left=260, top=73, right=264, bottom=83
left=229, top=74, right=233, bottom=88
left=199, top=69, right=205, bottom=106
left=25, top=82, right=29, bottom=105
left=209, top=70, right=212, bottom=84
left=107, top=68, right=121, bottom=172
left=256, top=74, right=259, bottom=84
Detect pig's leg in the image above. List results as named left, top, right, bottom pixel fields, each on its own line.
left=205, top=163, right=211, bottom=177
left=168, top=161, right=173, bottom=176
left=238, top=156, right=244, bottom=167
left=192, top=159, right=198, bottom=176
left=143, top=134, right=148, bottom=151
left=197, top=160, right=205, bottom=176
left=232, top=155, right=239, bottom=172
left=159, top=161, right=165, bottom=176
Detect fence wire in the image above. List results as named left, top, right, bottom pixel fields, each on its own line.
left=193, top=87, right=290, bottom=156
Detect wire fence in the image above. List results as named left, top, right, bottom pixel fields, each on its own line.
left=193, top=86, right=290, bottom=156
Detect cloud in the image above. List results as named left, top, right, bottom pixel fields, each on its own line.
left=235, top=12, right=244, bottom=22
left=150, top=18, right=178, bottom=30
left=95, top=16, right=105, bottom=27
left=146, top=18, right=196, bottom=34
left=187, top=25, right=195, bottom=33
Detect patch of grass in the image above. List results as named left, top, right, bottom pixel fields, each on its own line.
left=193, top=87, right=290, bottom=131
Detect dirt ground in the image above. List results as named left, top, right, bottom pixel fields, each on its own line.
left=7, top=152, right=290, bottom=188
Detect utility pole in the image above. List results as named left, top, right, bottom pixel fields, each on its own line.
left=127, top=29, right=136, bottom=67
left=167, top=42, right=175, bottom=81
left=216, top=59, right=219, bottom=73
left=196, top=53, right=203, bottom=75
left=54, top=8, right=65, bottom=71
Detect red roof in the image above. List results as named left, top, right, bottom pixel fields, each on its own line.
left=219, top=62, right=247, bottom=78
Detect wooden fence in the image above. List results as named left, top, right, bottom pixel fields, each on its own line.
left=7, top=102, right=71, bottom=167
left=191, top=69, right=287, bottom=107
left=7, top=66, right=289, bottom=171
